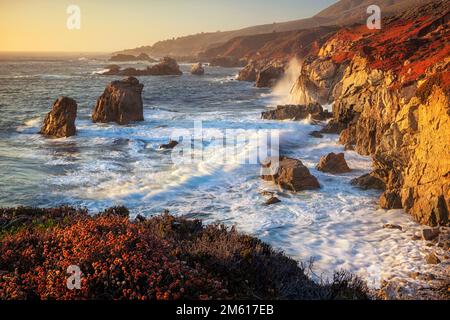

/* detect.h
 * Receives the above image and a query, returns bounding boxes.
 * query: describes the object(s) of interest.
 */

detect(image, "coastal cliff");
[289,0,450,226]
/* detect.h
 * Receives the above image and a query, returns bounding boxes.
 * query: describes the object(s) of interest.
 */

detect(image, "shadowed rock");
[255,63,284,88]
[265,197,281,205]
[159,140,179,150]
[40,97,77,138]
[262,156,320,192]
[92,77,144,125]
[262,103,332,121]
[316,153,351,174]
[351,173,385,190]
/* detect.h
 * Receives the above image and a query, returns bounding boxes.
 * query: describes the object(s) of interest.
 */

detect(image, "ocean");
[0,53,440,288]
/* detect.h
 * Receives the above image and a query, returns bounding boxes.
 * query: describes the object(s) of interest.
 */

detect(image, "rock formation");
[40,97,77,138]
[237,62,258,82]
[92,77,144,125]
[255,63,284,88]
[209,56,246,68]
[261,103,332,121]
[190,63,205,75]
[102,57,182,76]
[261,156,320,191]
[159,140,179,150]
[351,173,385,190]
[288,0,450,225]
[316,153,351,174]
[109,53,156,62]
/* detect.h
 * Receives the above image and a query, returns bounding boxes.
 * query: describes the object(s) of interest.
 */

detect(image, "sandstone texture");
[40,97,77,138]
[92,77,144,125]
[289,0,450,225]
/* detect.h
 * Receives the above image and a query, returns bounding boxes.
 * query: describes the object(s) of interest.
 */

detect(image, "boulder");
[422,228,440,241]
[351,173,385,190]
[92,77,144,125]
[309,131,324,138]
[316,153,351,174]
[40,97,77,138]
[191,63,205,75]
[148,57,182,75]
[261,156,320,192]
[265,197,281,205]
[425,252,441,265]
[159,140,179,150]
[255,64,284,88]
[237,63,258,82]
[261,103,332,121]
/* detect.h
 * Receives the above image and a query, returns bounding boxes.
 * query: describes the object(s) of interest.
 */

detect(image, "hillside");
[116,0,436,58]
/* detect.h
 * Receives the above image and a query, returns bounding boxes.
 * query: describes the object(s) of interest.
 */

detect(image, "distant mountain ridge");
[115,0,436,58]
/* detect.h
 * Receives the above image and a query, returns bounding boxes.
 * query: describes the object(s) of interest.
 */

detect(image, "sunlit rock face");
[40,97,77,138]
[288,0,450,225]
[92,77,144,125]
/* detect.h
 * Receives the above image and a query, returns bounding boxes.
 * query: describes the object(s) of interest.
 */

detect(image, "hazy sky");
[0,0,337,52]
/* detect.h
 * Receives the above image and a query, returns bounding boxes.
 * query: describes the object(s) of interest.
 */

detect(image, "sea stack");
[92,77,144,125]
[190,63,205,75]
[40,97,77,138]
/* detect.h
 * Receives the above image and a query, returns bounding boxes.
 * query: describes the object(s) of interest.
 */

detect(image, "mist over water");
[0,55,439,287]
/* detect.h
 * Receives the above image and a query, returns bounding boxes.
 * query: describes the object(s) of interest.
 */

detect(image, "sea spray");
[271,59,302,105]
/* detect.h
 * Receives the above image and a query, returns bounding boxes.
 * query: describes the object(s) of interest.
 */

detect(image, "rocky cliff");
[290,0,450,226]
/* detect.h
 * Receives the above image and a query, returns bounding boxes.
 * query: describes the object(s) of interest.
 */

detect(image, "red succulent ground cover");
[0,207,369,300]
[329,1,449,87]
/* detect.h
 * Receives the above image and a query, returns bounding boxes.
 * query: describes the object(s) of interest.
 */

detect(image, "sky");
[0,0,337,53]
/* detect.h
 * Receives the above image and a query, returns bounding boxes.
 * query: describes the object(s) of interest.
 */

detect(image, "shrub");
[0,207,370,300]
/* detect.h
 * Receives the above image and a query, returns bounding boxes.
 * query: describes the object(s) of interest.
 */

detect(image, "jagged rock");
[316,153,351,174]
[380,191,403,209]
[265,197,281,205]
[287,1,450,226]
[351,173,385,190]
[92,77,144,125]
[159,140,179,150]
[146,57,182,75]
[191,63,205,75]
[40,97,77,138]
[261,156,320,192]
[255,63,284,88]
[422,228,440,241]
[261,103,332,121]
[237,63,258,82]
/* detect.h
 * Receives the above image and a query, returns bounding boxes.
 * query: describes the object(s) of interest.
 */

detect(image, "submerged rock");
[316,153,351,174]
[422,228,440,241]
[351,173,385,190]
[261,156,320,192]
[159,140,179,150]
[190,63,205,75]
[40,97,77,138]
[261,103,332,121]
[265,197,281,205]
[425,252,441,265]
[92,77,144,125]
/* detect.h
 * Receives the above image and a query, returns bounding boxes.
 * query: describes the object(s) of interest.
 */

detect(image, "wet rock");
[309,131,324,138]
[147,57,182,75]
[319,119,347,134]
[159,140,179,150]
[351,173,385,190]
[265,197,281,205]
[425,252,441,265]
[380,191,403,210]
[190,63,205,75]
[40,97,77,138]
[261,156,320,192]
[383,224,403,231]
[237,62,258,82]
[92,77,144,125]
[255,63,284,88]
[316,152,351,174]
[261,103,332,121]
[422,228,440,241]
